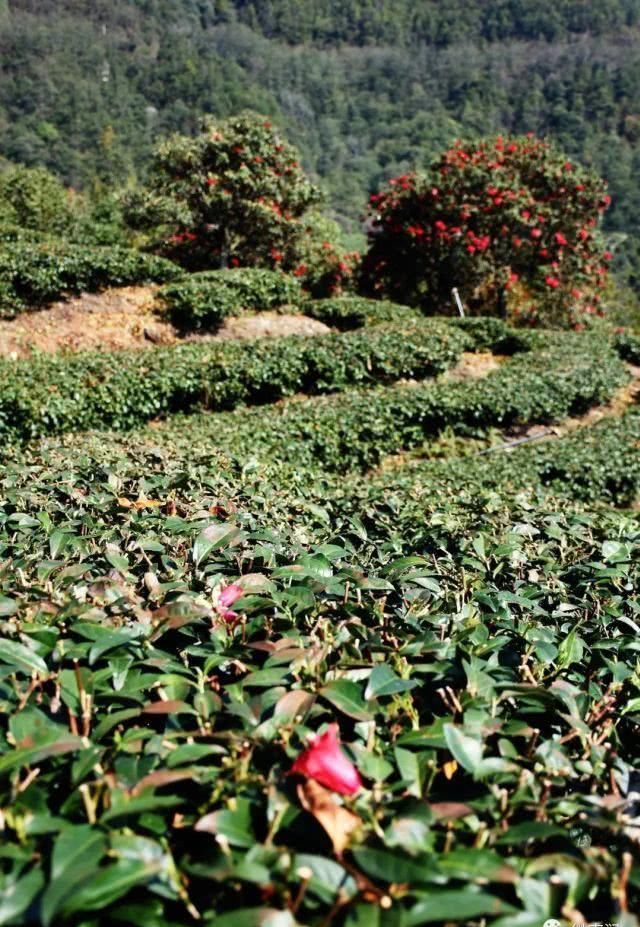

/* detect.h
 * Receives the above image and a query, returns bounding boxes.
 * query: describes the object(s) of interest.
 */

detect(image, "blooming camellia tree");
[125,112,358,295]
[125,112,322,271]
[361,135,612,326]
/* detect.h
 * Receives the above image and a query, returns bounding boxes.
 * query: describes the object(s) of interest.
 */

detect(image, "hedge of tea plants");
[0,243,183,318]
[302,296,422,330]
[0,320,470,442]
[353,406,640,509]
[139,332,629,474]
[158,269,303,331]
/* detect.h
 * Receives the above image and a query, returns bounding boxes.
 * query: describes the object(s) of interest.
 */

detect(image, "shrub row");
[153,332,628,473]
[361,407,640,509]
[0,243,182,318]
[302,295,422,330]
[0,319,469,442]
[614,329,640,365]
[158,267,302,330]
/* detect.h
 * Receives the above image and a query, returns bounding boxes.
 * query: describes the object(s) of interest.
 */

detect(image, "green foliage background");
[2,0,640,254]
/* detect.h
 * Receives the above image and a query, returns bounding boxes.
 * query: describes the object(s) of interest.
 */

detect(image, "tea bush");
[0,433,638,924]
[304,295,421,330]
[159,267,302,330]
[0,243,182,318]
[145,332,628,473]
[360,407,640,508]
[0,320,470,441]
[614,329,640,364]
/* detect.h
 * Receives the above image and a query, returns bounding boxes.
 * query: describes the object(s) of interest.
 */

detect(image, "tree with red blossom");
[360,135,612,326]
[124,112,322,273]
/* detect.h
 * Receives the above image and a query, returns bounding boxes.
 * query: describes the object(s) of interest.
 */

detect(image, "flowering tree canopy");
[361,135,612,326]
[124,112,323,272]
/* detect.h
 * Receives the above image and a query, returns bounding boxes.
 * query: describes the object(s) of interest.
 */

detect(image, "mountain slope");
[1,0,640,250]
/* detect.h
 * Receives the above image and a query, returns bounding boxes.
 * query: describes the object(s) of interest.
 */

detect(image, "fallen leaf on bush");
[142,699,189,714]
[429,801,474,821]
[297,779,361,856]
[131,768,197,796]
[443,759,458,780]
[118,497,162,509]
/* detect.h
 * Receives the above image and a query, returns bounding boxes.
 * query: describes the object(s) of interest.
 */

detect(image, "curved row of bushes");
[360,406,640,508]
[0,319,470,442]
[149,332,629,473]
[158,268,303,330]
[302,295,422,330]
[0,242,182,318]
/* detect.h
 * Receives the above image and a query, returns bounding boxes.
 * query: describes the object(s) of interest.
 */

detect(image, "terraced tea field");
[1,301,639,926]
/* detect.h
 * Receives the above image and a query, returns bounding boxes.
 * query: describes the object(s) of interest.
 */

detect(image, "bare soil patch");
[444,351,506,381]
[0,287,330,358]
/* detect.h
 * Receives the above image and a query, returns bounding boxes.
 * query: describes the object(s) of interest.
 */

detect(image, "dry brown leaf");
[297,779,361,856]
[141,699,189,714]
[443,759,458,780]
[118,497,162,510]
[131,768,197,796]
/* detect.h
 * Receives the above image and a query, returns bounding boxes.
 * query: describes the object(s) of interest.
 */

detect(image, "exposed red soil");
[0,287,330,359]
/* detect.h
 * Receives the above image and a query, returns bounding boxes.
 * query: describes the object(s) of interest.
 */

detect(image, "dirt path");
[0,287,330,358]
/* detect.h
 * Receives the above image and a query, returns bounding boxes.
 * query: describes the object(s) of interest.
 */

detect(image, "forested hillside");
[2,0,640,257]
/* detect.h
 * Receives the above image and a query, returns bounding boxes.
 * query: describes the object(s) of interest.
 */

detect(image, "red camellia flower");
[530,228,542,239]
[554,232,568,246]
[291,724,362,795]
[545,276,560,288]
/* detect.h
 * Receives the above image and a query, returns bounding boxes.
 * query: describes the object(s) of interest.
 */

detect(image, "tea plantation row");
[360,407,640,509]
[0,320,472,442]
[0,244,182,318]
[117,332,630,474]
[0,325,630,448]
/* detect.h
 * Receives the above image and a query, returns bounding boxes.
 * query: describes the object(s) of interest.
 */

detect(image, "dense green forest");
[1,0,640,273]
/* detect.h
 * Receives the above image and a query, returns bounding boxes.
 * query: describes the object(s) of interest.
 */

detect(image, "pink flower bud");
[218,584,244,608]
[291,723,362,796]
